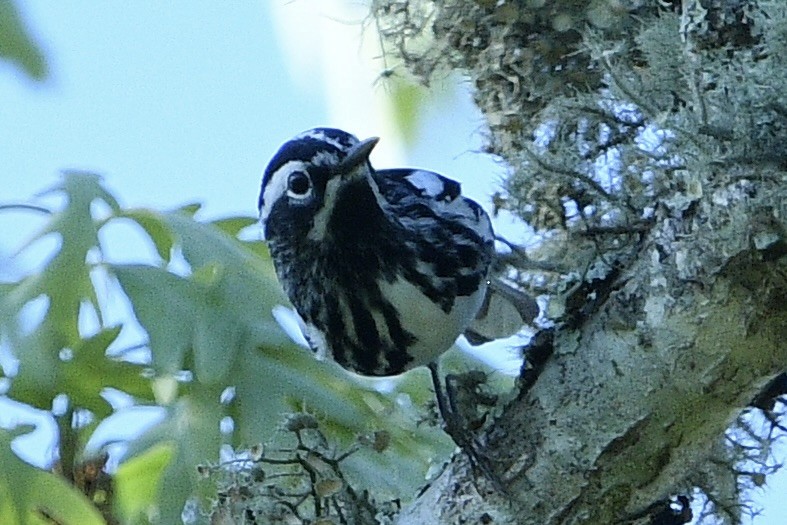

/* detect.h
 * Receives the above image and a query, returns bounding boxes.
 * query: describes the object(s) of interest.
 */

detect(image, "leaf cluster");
[0,174,448,524]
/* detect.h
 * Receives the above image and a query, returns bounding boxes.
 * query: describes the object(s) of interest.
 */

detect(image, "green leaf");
[210,216,258,238]
[118,209,176,262]
[0,282,15,379]
[110,265,200,376]
[11,326,152,418]
[114,442,174,525]
[0,0,47,81]
[0,427,105,525]
[31,173,118,340]
[63,327,155,414]
[176,202,202,216]
[112,212,288,384]
[4,173,123,409]
[229,343,450,496]
[119,386,224,524]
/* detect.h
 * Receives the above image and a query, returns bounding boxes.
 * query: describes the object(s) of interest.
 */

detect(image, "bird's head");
[258,128,379,240]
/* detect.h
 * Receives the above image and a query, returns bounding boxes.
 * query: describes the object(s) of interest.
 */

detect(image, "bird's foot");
[428,362,506,494]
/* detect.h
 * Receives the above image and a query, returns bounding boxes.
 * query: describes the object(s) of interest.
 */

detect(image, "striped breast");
[291,168,494,377]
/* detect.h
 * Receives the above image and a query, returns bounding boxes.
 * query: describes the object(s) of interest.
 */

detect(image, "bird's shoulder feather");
[374,168,494,243]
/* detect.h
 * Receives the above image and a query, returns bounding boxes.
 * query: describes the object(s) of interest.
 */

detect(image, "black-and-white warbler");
[259,127,502,482]
[259,128,495,377]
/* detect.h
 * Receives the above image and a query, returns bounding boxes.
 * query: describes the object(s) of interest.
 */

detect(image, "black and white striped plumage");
[259,128,494,377]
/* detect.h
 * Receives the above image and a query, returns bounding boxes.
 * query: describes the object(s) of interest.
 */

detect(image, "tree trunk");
[398,206,787,523]
[377,1,787,523]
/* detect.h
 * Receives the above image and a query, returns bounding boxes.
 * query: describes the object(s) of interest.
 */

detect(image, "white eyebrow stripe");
[259,160,308,223]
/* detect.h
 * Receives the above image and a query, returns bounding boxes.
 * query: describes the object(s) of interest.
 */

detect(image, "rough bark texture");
[376,1,787,523]
[396,193,787,524]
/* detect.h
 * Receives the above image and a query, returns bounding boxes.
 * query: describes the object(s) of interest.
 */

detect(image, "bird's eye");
[287,171,312,197]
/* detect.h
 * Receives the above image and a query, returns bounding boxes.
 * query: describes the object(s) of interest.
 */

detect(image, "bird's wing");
[374,168,495,244]
[464,278,540,344]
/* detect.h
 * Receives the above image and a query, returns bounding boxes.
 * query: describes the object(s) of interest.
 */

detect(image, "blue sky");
[0,2,506,222]
[0,2,784,523]
[1,2,322,217]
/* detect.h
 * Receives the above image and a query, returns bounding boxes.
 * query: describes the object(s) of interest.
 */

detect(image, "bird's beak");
[337,137,379,176]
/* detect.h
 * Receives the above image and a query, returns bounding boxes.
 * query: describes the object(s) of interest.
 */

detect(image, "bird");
[258,127,499,481]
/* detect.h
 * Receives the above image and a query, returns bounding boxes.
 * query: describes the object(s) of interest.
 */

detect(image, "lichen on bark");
[373,1,787,523]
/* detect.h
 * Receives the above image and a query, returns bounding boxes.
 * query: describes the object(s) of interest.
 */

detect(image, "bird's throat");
[310,177,388,245]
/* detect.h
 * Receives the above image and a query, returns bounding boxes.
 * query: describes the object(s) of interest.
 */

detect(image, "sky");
[0,2,784,523]
[0,1,508,222]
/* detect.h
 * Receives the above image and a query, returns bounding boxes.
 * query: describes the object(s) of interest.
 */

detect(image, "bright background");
[0,2,783,523]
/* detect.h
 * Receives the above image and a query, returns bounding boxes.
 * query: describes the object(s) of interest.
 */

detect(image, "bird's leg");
[427,361,505,492]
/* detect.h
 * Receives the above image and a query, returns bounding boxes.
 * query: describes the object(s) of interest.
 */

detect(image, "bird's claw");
[428,362,507,493]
